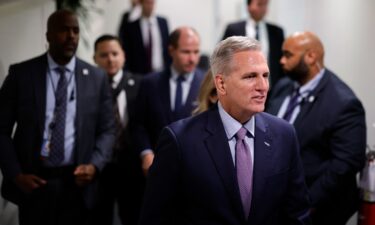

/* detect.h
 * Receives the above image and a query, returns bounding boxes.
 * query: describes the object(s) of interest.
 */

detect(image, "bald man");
[267,31,366,225]
[133,26,204,175]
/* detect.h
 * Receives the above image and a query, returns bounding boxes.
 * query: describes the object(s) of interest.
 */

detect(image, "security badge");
[40,117,56,158]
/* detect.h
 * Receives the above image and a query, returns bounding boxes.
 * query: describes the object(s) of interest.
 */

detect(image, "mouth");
[252,95,266,102]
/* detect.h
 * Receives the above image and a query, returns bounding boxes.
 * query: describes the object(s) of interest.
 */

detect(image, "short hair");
[210,36,261,76]
[47,9,76,32]
[247,0,252,5]
[94,34,122,51]
[168,27,199,48]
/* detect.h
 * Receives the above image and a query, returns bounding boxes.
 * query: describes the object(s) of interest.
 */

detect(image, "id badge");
[40,138,51,158]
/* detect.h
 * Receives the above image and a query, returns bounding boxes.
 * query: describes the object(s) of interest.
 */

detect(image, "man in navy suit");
[267,31,366,225]
[139,36,311,225]
[133,26,204,176]
[93,34,143,225]
[121,0,170,75]
[0,10,115,225]
[222,0,284,92]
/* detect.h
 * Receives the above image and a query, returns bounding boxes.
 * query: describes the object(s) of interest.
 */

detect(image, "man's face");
[248,0,269,22]
[141,0,155,17]
[94,40,125,77]
[47,13,79,62]
[169,32,200,74]
[217,50,269,122]
[280,38,309,82]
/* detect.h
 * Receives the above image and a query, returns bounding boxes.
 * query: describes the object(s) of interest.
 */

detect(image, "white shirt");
[140,15,164,72]
[169,67,195,111]
[245,18,269,61]
[277,69,325,124]
[218,102,255,167]
[44,54,76,165]
[110,70,128,127]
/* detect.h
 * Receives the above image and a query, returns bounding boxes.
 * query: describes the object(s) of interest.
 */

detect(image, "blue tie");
[255,23,259,40]
[174,75,185,117]
[235,127,253,219]
[49,67,67,165]
[282,89,301,122]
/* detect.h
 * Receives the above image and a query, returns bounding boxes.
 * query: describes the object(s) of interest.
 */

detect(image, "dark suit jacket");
[121,16,170,75]
[113,70,142,161]
[222,20,284,89]
[139,106,311,225]
[267,69,366,224]
[0,54,115,208]
[133,68,204,154]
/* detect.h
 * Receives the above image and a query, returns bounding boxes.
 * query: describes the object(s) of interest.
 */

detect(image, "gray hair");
[210,36,261,76]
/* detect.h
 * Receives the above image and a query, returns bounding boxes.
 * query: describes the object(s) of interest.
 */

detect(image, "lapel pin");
[128,78,135,86]
[82,68,89,76]
[264,142,270,147]
[308,95,315,103]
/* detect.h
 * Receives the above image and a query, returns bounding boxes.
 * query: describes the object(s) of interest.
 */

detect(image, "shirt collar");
[111,70,124,87]
[141,15,157,24]
[295,68,325,96]
[47,53,76,73]
[246,17,265,27]
[218,101,255,140]
[170,66,194,83]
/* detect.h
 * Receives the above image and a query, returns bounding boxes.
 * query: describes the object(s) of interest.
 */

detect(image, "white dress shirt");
[140,15,164,72]
[110,70,128,127]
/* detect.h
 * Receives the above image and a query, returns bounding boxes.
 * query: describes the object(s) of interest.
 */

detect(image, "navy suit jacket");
[0,54,115,208]
[121,16,170,75]
[139,106,311,225]
[133,68,204,154]
[267,69,366,223]
[222,20,284,89]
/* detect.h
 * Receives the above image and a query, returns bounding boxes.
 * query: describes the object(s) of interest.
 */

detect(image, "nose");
[256,76,269,92]
[280,56,286,65]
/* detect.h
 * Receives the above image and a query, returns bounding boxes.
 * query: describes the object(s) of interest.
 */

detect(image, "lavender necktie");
[49,67,67,165]
[235,127,253,219]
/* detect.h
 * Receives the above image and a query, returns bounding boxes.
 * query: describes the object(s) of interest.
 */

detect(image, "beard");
[284,58,309,82]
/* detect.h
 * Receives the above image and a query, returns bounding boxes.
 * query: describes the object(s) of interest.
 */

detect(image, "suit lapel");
[33,54,48,136]
[293,70,330,128]
[204,107,245,220]
[239,21,247,36]
[158,70,173,122]
[248,113,272,220]
[74,59,87,161]
[182,70,201,116]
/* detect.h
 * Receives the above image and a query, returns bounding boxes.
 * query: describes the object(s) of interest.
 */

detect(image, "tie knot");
[55,66,66,75]
[236,127,247,141]
[177,75,185,83]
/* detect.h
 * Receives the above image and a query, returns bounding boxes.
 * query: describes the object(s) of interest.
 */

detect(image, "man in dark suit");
[93,34,142,225]
[222,0,284,92]
[121,0,170,75]
[118,0,141,45]
[267,31,366,225]
[0,10,115,225]
[133,26,204,176]
[139,36,311,225]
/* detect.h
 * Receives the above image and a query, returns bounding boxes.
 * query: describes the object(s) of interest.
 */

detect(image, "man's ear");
[214,74,226,95]
[305,50,316,65]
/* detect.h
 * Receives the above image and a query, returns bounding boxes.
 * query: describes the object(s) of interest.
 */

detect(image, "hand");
[141,152,155,176]
[14,173,47,193]
[73,164,96,187]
